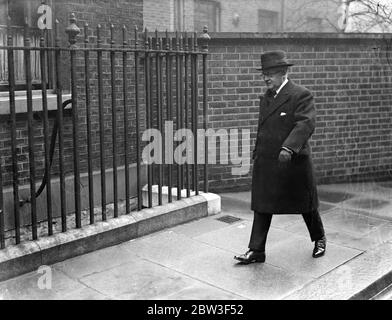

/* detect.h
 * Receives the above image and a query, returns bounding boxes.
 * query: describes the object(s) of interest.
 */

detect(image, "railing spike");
[24,17,30,43]
[194,31,198,50]
[159,37,163,51]
[110,24,115,46]
[134,25,138,49]
[123,25,127,46]
[55,19,60,46]
[97,24,102,45]
[40,28,45,47]
[165,29,170,51]
[179,33,183,51]
[84,23,89,44]
[155,29,159,49]
[184,31,188,51]
[144,27,149,48]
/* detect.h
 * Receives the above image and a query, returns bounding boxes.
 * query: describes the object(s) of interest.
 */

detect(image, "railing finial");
[55,19,60,47]
[6,16,12,46]
[84,22,89,44]
[200,25,210,53]
[134,25,138,49]
[66,12,80,47]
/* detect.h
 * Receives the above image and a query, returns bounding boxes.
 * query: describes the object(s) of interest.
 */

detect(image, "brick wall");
[205,33,392,192]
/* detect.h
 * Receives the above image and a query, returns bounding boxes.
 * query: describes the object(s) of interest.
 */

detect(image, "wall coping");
[206,32,392,41]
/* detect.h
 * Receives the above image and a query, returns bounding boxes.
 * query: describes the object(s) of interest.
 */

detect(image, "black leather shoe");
[234,250,266,264]
[313,236,326,258]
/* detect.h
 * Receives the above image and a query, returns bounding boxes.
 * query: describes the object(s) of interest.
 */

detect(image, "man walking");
[234,50,326,264]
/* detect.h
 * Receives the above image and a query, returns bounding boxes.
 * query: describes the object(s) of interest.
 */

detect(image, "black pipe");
[19,99,72,207]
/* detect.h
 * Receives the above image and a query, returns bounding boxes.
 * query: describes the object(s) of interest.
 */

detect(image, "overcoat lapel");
[260,80,294,126]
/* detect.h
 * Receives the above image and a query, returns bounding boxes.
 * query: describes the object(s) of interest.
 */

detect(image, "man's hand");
[278,149,292,168]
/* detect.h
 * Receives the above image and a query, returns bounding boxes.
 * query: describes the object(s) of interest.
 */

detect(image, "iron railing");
[0,14,210,249]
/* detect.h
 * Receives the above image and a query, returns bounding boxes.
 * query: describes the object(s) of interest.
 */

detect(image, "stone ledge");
[152,31,391,41]
[0,92,72,115]
[0,194,221,282]
[284,242,392,300]
[207,32,391,41]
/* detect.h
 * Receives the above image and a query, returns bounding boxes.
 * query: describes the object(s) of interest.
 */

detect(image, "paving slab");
[121,231,216,263]
[151,246,312,300]
[167,215,230,238]
[284,219,315,236]
[317,189,356,203]
[79,259,204,300]
[320,207,389,237]
[284,242,392,300]
[269,214,303,229]
[322,223,392,252]
[194,221,299,254]
[0,268,107,300]
[121,230,312,300]
[267,236,362,279]
[194,221,253,253]
[54,244,136,279]
[219,195,253,221]
[286,208,390,243]
[344,198,390,210]
[340,199,392,221]
[319,202,336,212]
[319,182,392,200]
[220,192,252,204]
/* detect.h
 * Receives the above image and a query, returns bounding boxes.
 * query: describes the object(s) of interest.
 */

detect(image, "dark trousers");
[248,210,325,252]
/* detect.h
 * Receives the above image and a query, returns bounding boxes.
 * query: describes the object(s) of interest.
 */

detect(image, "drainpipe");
[280,0,285,32]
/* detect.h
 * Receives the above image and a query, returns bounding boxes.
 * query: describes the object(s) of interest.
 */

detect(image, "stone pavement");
[0,181,392,300]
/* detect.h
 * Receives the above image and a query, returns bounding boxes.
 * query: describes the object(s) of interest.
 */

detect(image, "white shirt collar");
[274,78,289,98]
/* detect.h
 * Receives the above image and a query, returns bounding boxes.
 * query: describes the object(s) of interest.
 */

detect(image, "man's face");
[262,69,286,91]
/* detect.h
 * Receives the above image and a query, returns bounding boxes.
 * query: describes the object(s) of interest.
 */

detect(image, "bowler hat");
[256,50,294,71]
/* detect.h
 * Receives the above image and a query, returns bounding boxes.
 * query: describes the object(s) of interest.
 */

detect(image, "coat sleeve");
[253,96,264,159]
[282,90,316,154]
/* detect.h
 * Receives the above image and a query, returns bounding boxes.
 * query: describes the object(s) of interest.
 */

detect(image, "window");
[306,17,323,32]
[174,0,185,31]
[8,0,41,26]
[0,0,54,91]
[258,9,279,32]
[194,0,221,32]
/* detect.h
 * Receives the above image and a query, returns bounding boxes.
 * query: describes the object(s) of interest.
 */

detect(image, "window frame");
[258,9,279,33]
[0,0,55,92]
[194,0,221,32]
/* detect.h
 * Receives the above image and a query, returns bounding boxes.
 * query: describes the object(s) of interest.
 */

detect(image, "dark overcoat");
[251,80,319,214]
